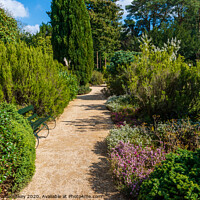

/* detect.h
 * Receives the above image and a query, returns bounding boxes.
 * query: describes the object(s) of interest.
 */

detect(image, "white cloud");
[117,0,133,19]
[24,24,40,35]
[0,0,29,18]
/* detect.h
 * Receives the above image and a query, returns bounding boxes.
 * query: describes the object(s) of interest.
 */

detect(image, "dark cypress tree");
[49,0,94,85]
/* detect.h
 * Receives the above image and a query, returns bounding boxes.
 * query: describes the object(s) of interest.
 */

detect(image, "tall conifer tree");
[49,0,94,85]
[86,0,123,68]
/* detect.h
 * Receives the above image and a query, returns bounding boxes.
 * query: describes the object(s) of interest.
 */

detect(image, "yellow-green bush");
[0,41,77,117]
[90,70,104,85]
[128,36,200,120]
[0,102,36,196]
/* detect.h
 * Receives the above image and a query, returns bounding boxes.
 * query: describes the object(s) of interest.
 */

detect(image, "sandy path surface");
[20,86,126,200]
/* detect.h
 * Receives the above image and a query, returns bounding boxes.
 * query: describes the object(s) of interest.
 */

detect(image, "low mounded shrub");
[78,85,91,95]
[107,124,152,151]
[110,141,165,198]
[0,103,36,197]
[106,95,140,126]
[138,148,200,200]
[90,70,104,85]
[106,95,135,112]
[150,118,200,152]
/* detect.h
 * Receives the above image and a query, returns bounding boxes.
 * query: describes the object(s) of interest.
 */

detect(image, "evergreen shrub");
[0,102,36,196]
[106,50,140,95]
[59,71,78,100]
[0,8,18,43]
[106,95,135,112]
[138,148,200,200]
[90,70,104,85]
[78,85,91,95]
[128,36,200,120]
[0,41,78,117]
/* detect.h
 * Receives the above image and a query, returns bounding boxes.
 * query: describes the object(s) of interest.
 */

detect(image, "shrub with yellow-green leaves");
[128,35,200,120]
[0,41,78,117]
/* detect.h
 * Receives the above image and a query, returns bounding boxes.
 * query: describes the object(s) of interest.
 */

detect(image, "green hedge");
[0,41,78,117]
[138,148,200,200]
[0,102,36,196]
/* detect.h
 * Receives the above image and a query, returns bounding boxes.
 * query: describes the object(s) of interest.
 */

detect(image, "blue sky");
[0,0,132,34]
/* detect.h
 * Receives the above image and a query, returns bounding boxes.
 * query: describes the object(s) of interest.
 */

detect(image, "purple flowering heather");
[110,141,165,198]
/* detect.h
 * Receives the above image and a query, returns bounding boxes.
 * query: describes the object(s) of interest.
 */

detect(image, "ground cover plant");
[107,123,152,151]
[0,103,36,197]
[110,141,165,198]
[138,148,200,200]
[106,95,140,126]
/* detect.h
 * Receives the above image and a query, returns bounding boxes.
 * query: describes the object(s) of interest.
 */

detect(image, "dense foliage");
[78,85,91,95]
[0,8,18,43]
[106,124,152,151]
[106,50,140,95]
[106,94,200,198]
[90,70,104,85]
[124,0,200,62]
[128,35,200,120]
[86,0,123,68]
[0,41,78,117]
[49,0,94,85]
[110,141,165,198]
[138,148,200,200]
[0,103,36,196]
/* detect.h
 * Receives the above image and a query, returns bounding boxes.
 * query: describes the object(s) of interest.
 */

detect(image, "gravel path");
[20,86,126,200]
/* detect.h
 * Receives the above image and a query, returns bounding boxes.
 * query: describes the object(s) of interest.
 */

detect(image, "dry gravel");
[20,86,126,200]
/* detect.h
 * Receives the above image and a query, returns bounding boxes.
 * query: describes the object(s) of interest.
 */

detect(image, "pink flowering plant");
[110,141,165,198]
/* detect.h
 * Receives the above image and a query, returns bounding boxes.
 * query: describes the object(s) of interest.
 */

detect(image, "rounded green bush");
[78,85,91,95]
[138,148,200,200]
[90,70,104,86]
[0,102,36,196]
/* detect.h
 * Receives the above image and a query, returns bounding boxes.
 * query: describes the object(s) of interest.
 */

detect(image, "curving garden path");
[20,86,126,200]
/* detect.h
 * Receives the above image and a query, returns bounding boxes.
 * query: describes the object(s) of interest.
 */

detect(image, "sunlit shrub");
[0,41,77,117]
[128,35,200,120]
[0,103,36,197]
[78,84,91,95]
[107,124,152,151]
[138,148,200,200]
[110,141,165,198]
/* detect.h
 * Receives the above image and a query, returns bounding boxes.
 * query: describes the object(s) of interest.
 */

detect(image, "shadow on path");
[88,141,127,200]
